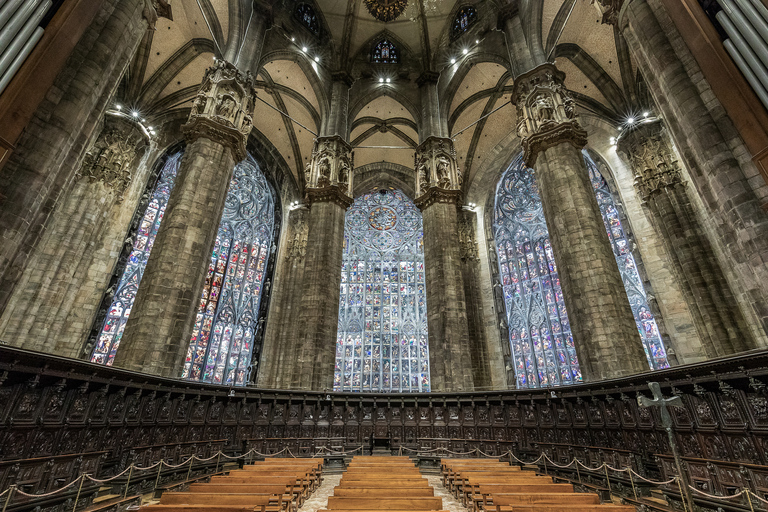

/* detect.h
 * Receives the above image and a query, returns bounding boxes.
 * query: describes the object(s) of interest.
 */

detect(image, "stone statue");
[436,155,451,187]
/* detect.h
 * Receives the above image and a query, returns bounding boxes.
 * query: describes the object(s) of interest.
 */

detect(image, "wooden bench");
[333,488,435,497]
[337,480,430,488]
[325,497,443,510]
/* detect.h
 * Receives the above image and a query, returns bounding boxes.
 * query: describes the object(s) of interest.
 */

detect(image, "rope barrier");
[688,485,747,500]
[627,470,676,486]
[85,465,134,483]
[13,475,84,498]
[750,490,768,505]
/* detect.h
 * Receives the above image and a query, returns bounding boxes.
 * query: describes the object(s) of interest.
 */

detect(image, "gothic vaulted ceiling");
[120,0,642,194]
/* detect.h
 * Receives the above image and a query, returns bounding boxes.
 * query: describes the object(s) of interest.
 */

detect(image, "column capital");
[304,135,354,207]
[589,0,624,26]
[511,62,588,167]
[414,136,463,209]
[142,0,173,30]
[330,71,355,88]
[416,71,441,87]
[182,60,258,161]
[616,118,684,201]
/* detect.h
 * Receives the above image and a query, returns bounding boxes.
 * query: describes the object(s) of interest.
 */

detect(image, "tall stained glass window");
[372,39,399,64]
[583,151,669,370]
[493,156,580,389]
[493,154,669,389]
[182,156,275,386]
[91,152,182,365]
[335,188,430,393]
[451,6,477,40]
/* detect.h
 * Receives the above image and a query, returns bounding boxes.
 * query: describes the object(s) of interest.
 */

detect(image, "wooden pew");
[325,497,443,510]
[333,488,435,497]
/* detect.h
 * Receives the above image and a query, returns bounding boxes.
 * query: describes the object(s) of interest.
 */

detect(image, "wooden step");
[160,494,279,506]
[142,506,258,512]
[498,506,634,512]
[337,480,430,488]
[489,493,600,505]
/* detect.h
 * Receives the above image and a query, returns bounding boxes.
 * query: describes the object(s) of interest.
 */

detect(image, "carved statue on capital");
[142,0,173,30]
[183,59,257,161]
[304,136,354,207]
[511,62,588,167]
[414,137,463,209]
[616,119,684,202]
[590,0,624,25]
[78,116,149,202]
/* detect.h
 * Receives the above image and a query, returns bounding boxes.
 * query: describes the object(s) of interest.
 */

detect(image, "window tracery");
[335,188,430,392]
[295,3,319,35]
[182,156,275,386]
[451,6,477,40]
[372,39,399,64]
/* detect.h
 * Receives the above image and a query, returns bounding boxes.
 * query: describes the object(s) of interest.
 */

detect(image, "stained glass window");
[583,151,669,370]
[451,6,477,40]
[335,188,430,393]
[372,39,399,64]
[295,3,319,35]
[493,156,580,389]
[182,156,275,386]
[91,152,183,365]
[493,154,669,389]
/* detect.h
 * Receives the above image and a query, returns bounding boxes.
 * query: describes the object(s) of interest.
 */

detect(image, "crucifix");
[637,382,694,512]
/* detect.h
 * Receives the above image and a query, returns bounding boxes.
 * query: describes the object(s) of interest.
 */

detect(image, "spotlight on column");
[627,117,635,124]
[379,77,384,83]
[475,39,480,44]
[291,36,295,42]
[385,78,391,83]
[462,48,469,55]
[450,58,456,64]
[115,105,122,111]
[643,111,650,118]
[302,46,308,52]
[610,137,616,145]
[314,56,320,62]
[132,111,140,118]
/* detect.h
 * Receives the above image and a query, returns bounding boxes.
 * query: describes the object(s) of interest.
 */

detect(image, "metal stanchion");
[73,475,86,512]
[186,457,194,481]
[628,468,638,501]
[575,460,582,483]
[215,452,221,474]
[2,486,16,512]
[123,466,133,499]
[746,488,756,512]
[154,461,164,492]
[604,465,611,495]
[676,477,689,512]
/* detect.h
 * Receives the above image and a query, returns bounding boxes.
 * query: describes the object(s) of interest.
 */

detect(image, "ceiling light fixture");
[363,0,408,22]
[462,48,469,55]
[643,111,650,118]
[302,46,308,52]
[386,78,391,83]
[314,55,320,62]
[115,105,122,111]
[132,111,140,118]
[450,58,456,64]
[627,117,635,124]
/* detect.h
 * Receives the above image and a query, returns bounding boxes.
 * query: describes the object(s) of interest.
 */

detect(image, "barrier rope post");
[215,452,221,474]
[746,488,756,512]
[676,477,689,512]
[154,460,164,492]
[123,466,134,499]
[186,457,194,482]
[603,465,611,496]
[628,468,638,502]
[73,475,87,512]
[575,459,581,483]
[2,485,15,512]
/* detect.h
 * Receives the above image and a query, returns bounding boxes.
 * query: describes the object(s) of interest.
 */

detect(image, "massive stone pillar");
[512,63,648,380]
[115,61,257,376]
[617,120,754,355]
[0,0,165,315]
[414,135,475,391]
[291,136,354,390]
[0,115,151,356]
[617,0,768,342]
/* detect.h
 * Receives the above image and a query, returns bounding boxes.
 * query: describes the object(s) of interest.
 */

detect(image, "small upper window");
[295,3,319,35]
[372,39,399,64]
[451,6,477,40]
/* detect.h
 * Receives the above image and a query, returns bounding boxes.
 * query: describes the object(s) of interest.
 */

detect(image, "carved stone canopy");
[78,115,149,201]
[590,0,624,26]
[414,136,462,201]
[511,62,587,167]
[182,59,258,161]
[304,135,354,207]
[615,118,684,201]
[143,0,173,30]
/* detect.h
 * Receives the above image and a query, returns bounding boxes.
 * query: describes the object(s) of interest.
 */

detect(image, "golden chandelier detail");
[363,0,408,22]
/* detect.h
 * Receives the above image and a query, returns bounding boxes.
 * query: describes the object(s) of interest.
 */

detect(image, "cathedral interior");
[1,0,768,511]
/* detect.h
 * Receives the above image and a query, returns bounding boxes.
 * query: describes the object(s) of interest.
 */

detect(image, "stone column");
[512,63,648,380]
[618,0,768,341]
[0,0,167,315]
[114,61,257,376]
[617,120,754,355]
[414,136,475,391]
[0,115,150,355]
[291,136,354,390]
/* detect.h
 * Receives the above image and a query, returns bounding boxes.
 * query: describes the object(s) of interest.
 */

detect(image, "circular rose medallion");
[369,206,397,231]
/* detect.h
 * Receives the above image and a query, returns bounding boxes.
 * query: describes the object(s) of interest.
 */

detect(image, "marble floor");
[295,471,469,512]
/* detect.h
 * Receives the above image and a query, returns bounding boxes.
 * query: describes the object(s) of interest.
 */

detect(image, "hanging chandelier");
[363,0,408,22]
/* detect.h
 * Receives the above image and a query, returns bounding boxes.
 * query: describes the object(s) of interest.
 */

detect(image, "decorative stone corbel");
[590,0,624,25]
[413,136,463,210]
[183,59,258,161]
[143,0,173,30]
[511,62,588,167]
